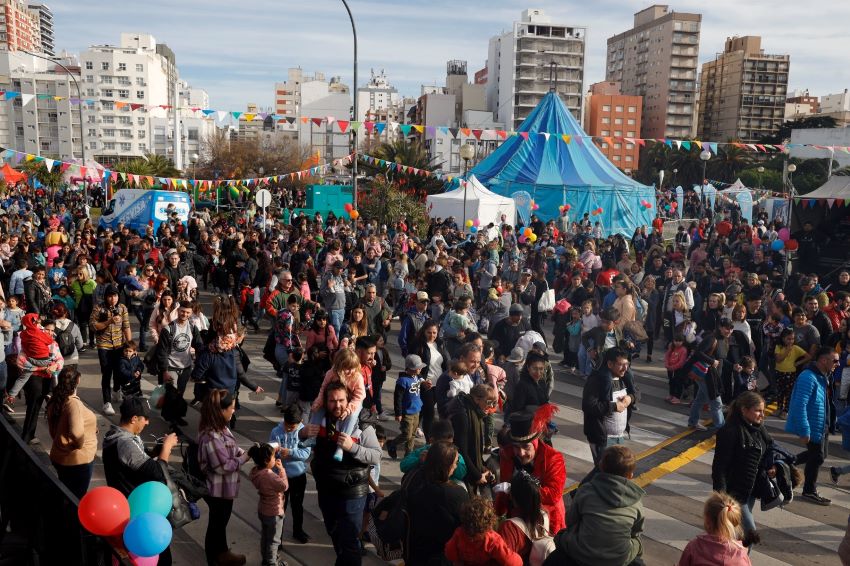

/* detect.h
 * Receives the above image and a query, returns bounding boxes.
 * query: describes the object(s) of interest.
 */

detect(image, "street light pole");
[784,163,797,285]
[699,149,711,218]
[22,49,88,207]
[460,143,475,233]
[340,0,358,208]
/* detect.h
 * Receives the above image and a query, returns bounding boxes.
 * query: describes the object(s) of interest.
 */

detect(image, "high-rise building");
[356,68,400,123]
[585,81,642,174]
[486,9,586,130]
[697,36,789,143]
[79,33,176,161]
[273,68,349,118]
[0,0,42,53]
[606,5,701,139]
[26,3,52,55]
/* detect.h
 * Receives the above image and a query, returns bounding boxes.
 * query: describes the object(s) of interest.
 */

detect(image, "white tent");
[426,175,516,227]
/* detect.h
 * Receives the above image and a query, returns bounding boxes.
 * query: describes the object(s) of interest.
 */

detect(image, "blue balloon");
[128,481,172,518]
[123,512,172,558]
[771,239,784,251]
[470,226,478,233]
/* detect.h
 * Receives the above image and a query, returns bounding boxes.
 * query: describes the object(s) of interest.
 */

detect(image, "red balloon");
[564,204,571,211]
[716,221,732,237]
[785,239,799,251]
[343,203,353,212]
[752,237,762,246]
[78,486,130,537]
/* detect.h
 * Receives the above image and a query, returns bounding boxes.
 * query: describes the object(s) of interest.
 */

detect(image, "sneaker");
[78,346,88,353]
[190,399,202,409]
[103,402,115,416]
[689,423,707,431]
[293,531,311,544]
[831,466,841,485]
[2,400,14,414]
[387,441,398,460]
[646,355,652,363]
[111,390,122,403]
[669,397,682,405]
[415,428,424,438]
[801,491,831,506]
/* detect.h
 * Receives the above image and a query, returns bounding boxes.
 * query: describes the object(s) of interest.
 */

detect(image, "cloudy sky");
[50,0,850,112]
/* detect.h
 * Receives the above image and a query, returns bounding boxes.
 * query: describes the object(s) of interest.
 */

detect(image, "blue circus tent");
[470,92,656,237]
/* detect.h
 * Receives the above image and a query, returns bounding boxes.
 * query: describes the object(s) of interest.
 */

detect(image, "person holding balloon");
[102,396,178,565]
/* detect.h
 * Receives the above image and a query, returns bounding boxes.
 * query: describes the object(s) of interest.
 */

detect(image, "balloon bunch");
[771,227,798,251]
[465,219,482,233]
[518,227,537,244]
[343,203,359,219]
[639,200,653,209]
[78,484,173,565]
[530,199,540,211]
[590,207,604,216]
[558,204,571,214]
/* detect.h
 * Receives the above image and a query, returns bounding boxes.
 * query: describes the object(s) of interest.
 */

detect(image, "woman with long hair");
[408,319,449,437]
[71,265,96,348]
[498,471,551,561]
[46,368,97,498]
[711,391,772,548]
[148,289,178,346]
[339,305,368,350]
[198,389,250,565]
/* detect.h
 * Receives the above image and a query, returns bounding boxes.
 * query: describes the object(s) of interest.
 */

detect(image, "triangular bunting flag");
[20,94,34,106]
[337,120,349,133]
[300,116,309,124]
[519,132,529,141]
[426,126,436,137]
[311,118,323,127]
[244,114,255,122]
[364,121,375,132]
[43,158,54,171]
[400,124,412,136]
[375,123,386,134]
[472,129,483,140]
[561,135,571,144]
[230,112,242,120]
[460,128,471,137]
[497,130,507,139]
[448,128,459,138]
[828,199,836,207]
[681,141,691,151]
[413,125,424,134]
[350,121,361,131]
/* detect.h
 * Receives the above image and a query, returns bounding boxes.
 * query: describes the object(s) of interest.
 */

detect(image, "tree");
[358,175,428,237]
[706,145,752,183]
[738,168,783,192]
[195,131,307,182]
[17,160,63,190]
[358,138,443,197]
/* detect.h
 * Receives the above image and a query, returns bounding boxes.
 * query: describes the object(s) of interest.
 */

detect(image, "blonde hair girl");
[309,348,366,461]
[678,492,750,565]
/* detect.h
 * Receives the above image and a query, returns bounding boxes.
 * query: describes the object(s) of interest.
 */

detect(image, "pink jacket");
[677,534,751,566]
[664,345,689,371]
[311,368,366,417]
[249,466,288,517]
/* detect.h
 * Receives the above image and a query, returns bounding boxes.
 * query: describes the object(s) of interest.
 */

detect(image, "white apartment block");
[0,50,81,159]
[485,9,586,130]
[79,33,175,161]
[356,68,400,123]
[25,3,51,55]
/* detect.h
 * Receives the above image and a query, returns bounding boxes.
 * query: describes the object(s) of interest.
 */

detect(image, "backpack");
[370,487,410,561]
[507,513,555,566]
[178,433,209,502]
[56,321,76,357]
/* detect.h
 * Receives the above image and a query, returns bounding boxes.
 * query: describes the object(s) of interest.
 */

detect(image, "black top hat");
[507,411,540,443]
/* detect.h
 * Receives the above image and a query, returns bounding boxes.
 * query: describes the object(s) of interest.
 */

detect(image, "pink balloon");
[473,219,480,227]
[518,235,527,243]
[778,228,790,242]
[130,553,159,566]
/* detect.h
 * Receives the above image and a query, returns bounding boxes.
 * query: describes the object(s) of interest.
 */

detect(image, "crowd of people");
[1,180,850,566]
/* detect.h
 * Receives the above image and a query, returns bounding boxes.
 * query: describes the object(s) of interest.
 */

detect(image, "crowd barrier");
[661,218,698,242]
[0,416,130,566]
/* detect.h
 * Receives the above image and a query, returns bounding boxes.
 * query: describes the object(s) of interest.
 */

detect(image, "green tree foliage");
[17,159,63,189]
[359,138,443,197]
[759,115,838,144]
[358,175,428,238]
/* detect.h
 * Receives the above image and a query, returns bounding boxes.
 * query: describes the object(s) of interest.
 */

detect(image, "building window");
[119,129,132,138]
[188,128,199,141]
[602,105,610,112]
[137,130,145,139]
[119,115,132,125]
[628,106,636,112]
[102,101,113,110]
[601,130,609,136]
[601,142,609,148]
[102,89,113,98]
[136,91,144,99]
[627,119,635,125]
[87,128,96,137]
[85,75,93,83]
[614,118,623,124]
[103,142,115,150]
[136,64,144,72]
[136,77,144,86]
[614,131,622,137]
[615,105,623,112]
[85,61,93,69]
[117,77,130,86]
[613,155,621,161]
[625,155,633,162]
[87,115,96,123]
[101,62,109,71]
[118,90,129,99]
[103,128,115,136]
[601,117,610,124]
[139,143,147,152]
[86,88,95,96]
[627,131,636,137]
[102,76,112,84]
[626,143,635,150]
[120,142,132,152]
[102,116,114,124]
[137,117,145,125]
[118,62,126,71]
[614,143,622,149]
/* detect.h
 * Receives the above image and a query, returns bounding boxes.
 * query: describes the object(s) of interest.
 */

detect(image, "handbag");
[687,360,710,382]
[537,289,556,312]
[157,460,197,529]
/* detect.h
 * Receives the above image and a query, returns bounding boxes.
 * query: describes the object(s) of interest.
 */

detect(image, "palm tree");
[706,145,752,183]
[360,139,443,197]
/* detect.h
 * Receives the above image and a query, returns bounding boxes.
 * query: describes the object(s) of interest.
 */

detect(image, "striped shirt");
[89,303,130,350]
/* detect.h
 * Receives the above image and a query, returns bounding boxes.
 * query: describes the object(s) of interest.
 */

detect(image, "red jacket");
[21,313,52,359]
[444,528,522,566]
[823,303,847,336]
[495,440,567,533]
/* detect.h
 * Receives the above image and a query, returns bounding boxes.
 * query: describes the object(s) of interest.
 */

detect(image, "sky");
[49,0,850,113]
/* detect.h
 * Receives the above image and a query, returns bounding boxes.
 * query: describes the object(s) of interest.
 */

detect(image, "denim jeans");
[330,309,345,337]
[259,513,283,566]
[739,495,756,536]
[687,380,724,429]
[0,359,7,392]
[317,491,366,566]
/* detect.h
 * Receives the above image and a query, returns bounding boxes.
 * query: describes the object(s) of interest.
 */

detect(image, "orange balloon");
[350,210,360,219]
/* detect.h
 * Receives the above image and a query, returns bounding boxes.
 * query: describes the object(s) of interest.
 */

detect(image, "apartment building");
[585,81,642,173]
[25,3,51,55]
[697,36,789,143]
[0,0,41,53]
[486,9,586,129]
[606,5,701,139]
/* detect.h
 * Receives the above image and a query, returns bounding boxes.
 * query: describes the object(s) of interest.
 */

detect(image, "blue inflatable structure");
[471,92,656,237]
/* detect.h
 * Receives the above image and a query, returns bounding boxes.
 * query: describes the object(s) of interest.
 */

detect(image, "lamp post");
[22,49,88,207]
[757,166,764,190]
[699,149,711,218]
[191,153,199,181]
[460,143,475,231]
[784,162,797,285]
[672,168,678,187]
[340,0,358,208]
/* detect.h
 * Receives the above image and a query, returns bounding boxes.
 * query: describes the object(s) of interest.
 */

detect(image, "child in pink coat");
[310,348,365,461]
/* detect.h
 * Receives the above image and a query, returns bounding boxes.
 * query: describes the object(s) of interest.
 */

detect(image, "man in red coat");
[494,408,567,533]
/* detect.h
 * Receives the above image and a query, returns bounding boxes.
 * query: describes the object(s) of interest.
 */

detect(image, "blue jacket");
[393,374,423,416]
[268,421,312,478]
[398,307,428,357]
[191,347,239,393]
[785,365,828,443]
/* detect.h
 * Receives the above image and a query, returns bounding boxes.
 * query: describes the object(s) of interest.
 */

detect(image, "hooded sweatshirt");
[249,466,288,517]
[101,424,165,496]
[21,313,53,359]
[559,472,645,566]
[677,534,751,566]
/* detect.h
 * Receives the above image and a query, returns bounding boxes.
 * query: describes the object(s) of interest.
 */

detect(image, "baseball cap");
[166,248,179,257]
[405,354,427,371]
[532,341,547,352]
[507,347,526,363]
[509,303,524,315]
[119,396,150,421]
[104,284,119,297]
[416,291,429,302]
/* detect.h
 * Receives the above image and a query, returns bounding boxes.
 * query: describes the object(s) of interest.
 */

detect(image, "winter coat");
[558,472,645,566]
[712,419,772,504]
[448,393,486,483]
[677,534,751,566]
[785,365,830,444]
[582,366,638,445]
[268,421,312,478]
[444,528,522,566]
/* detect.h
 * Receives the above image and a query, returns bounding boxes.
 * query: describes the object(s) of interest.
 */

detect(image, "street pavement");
[6,308,849,566]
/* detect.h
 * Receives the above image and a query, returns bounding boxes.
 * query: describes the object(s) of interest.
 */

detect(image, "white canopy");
[426,175,516,227]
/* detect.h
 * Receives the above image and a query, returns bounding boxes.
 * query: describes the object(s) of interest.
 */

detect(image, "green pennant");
[350,121,361,131]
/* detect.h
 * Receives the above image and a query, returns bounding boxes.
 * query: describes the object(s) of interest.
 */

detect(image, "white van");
[99,190,191,233]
